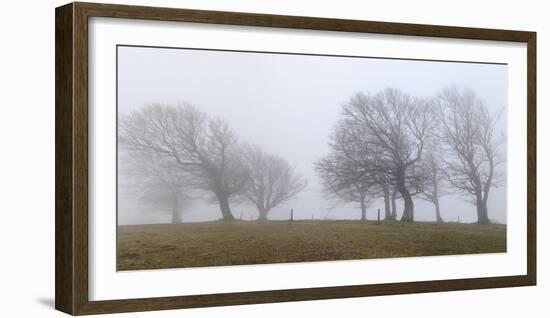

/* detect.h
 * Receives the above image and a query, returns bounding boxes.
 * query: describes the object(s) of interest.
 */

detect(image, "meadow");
[117,220,506,271]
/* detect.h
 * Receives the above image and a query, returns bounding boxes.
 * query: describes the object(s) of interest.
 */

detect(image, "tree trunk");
[171,196,181,224]
[397,184,414,222]
[434,198,443,223]
[383,186,391,221]
[360,199,367,221]
[391,189,397,220]
[476,196,490,225]
[431,173,443,223]
[216,192,235,221]
[257,207,269,221]
[396,169,414,222]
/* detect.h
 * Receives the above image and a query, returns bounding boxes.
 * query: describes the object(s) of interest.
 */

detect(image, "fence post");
[377,208,380,224]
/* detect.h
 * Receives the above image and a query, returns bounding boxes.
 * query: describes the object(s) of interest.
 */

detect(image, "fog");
[117,45,507,225]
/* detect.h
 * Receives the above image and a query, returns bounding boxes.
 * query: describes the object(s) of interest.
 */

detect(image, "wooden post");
[377,208,380,224]
[290,208,294,222]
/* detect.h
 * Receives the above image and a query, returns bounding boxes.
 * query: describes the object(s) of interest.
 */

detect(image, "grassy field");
[117,220,506,271]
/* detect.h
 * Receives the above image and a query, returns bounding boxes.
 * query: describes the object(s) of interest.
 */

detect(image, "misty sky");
[117,45,508,225]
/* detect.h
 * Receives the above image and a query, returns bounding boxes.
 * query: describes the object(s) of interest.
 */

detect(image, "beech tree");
[241,145,307,221]
[340,88,437,222]
[436,87,504,225]
[118,103,249,221]
[316,165,374,221]
[418,145,448,223]
[121,152,191,223]
[315,119,381,221]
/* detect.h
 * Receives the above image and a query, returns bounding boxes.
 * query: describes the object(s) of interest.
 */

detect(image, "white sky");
[117,45,508,225]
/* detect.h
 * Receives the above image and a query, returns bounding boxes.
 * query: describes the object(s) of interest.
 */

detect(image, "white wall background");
[0,0,546,317]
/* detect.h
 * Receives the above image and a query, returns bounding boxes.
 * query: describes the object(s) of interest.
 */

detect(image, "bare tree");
[341,184,373,221]
[241,145,307,221]
[315,118,382,221]
[340,88,437,222]
[317,167,373,221]
[315,101,410,222]
[120,152,191,223]
[118,104,249,221]
[436,87,504,225]
[418,144,448,223]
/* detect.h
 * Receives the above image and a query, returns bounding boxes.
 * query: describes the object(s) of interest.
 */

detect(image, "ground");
[117,220,506,271]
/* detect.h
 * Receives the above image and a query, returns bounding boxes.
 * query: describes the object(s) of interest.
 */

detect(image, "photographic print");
[55,3,535,314]
[116,45,508,271]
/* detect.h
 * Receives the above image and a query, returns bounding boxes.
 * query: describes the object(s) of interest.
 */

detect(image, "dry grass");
[117,220,506,271]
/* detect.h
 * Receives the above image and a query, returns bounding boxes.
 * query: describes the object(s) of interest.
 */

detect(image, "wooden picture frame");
[55,2,536,315]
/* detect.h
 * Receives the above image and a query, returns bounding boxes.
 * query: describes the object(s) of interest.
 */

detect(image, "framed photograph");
[55,2,536,315]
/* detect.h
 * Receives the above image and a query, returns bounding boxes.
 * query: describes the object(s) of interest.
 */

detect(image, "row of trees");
[119,104,307,223]
[315,86,504,225]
